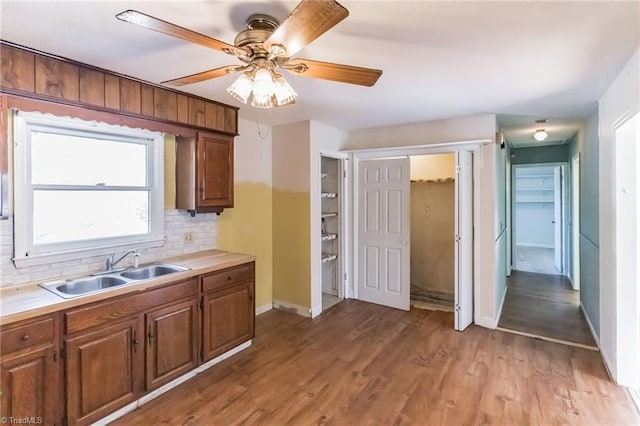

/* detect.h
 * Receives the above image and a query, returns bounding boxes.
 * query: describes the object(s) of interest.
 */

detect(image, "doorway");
[354,149,475,331]
[512,164,565,275]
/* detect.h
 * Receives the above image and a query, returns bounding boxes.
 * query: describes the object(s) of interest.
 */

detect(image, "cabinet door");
[145,299,199,390]
[66,318,143,426]
[196,132,234,208]
[0,345,59,425]
[202,282,254,362]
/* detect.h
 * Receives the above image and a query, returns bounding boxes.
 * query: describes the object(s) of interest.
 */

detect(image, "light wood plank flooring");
[499,271,596,347]
[114,300,636,425]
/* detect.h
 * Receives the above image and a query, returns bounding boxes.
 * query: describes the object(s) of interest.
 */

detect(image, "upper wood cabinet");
[0,314,61,426]
[176,132,234,215]
[0,42,238,135]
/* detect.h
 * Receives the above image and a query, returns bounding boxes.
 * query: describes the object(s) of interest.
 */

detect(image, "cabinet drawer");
[65,279,198,335]
[1,316,55,354]
[202,263,253,293]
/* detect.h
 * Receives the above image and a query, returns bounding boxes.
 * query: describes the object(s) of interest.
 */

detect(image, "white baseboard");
[255,302,273,316]
[580,302,600,349]
[310,304,323,318]
[475,316,498,329]
[495,285,507,326]
[93,340,252,426]
[273,299,311,317]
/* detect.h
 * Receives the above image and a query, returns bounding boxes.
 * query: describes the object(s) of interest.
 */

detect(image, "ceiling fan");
[116,0,382,108]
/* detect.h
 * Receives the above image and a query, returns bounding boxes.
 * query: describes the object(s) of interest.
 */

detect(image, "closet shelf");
[321,233,338,241]
[410,177,455,183]
[321,212,338,218]
[321,192,337,198]
[321,253,338,263]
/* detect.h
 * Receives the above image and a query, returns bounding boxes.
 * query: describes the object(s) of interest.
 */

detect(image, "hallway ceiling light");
[533,119,548,141]
[534,129,548,141]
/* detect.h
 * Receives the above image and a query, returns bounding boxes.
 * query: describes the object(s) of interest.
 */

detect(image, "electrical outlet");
[183,232,195,244]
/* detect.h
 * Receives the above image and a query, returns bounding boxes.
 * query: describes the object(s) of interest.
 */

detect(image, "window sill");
[12,238,165,269]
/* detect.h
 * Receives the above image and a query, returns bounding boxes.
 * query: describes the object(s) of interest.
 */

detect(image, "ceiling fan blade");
[264,0,348,58]
[116,10,246,57]
[285,59,382,87]
[161,65,240,86]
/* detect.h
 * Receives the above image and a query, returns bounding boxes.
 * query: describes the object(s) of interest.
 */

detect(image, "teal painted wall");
[569,109,600,335]
[510,145,569,165]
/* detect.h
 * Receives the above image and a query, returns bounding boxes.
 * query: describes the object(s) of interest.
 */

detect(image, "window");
[13,111,164,267]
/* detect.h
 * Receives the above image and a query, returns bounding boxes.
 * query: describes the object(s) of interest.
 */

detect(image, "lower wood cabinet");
[65,317,143,425]
[0,315,60,426]
[202,265,255,362]
[145,299,199,390]
[1,260,255,426]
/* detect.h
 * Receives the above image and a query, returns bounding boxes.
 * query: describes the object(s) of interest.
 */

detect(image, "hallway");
[498,271,596,348]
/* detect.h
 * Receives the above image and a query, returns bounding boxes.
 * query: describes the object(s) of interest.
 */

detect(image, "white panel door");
[357,158,410,311]
[455,150,473,331]
[554,166,562,272]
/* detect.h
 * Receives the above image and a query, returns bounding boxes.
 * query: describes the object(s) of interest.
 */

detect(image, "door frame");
[347,141,485,326]
[510,162,569,275]
[311,151,349,317]
[571,153,580,290]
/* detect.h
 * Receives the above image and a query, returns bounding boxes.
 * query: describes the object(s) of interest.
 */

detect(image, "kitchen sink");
[39,263,190,299]
[120,264,189,280]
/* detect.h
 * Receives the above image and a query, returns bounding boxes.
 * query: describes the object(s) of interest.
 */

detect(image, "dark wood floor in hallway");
[114,300,636,425]
[498,271,597,347]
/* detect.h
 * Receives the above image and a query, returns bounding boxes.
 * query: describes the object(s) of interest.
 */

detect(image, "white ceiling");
[1,1,638,141]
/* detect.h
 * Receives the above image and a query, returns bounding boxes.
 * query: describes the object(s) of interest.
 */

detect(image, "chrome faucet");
[105,249,140,272]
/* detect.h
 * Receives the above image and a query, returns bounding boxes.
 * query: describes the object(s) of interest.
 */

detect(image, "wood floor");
[114,300,637,425]
[498,271,597,347]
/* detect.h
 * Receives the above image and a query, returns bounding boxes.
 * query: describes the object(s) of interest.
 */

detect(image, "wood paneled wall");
[0,42,238,136]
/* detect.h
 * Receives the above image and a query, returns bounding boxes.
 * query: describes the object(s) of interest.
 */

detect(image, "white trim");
[342,139,493,155]
[349,142,485,329]
[495,284,508,325]
[311,304,323,318]
[580,302,601,349]
[629,389,640,415]
[255,302,273,316]
[273,299,311,317]
[12,111,165,267]
[476,316,498,329]
[93,340,252,426]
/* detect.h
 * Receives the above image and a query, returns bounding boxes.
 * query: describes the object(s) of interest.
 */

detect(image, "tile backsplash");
[0,210,217,288]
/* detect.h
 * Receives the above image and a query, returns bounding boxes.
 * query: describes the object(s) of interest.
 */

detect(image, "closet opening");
[321,155,345,311]
[409,154,456,312]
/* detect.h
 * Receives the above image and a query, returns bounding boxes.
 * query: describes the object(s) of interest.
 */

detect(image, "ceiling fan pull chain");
[255,108,271,140]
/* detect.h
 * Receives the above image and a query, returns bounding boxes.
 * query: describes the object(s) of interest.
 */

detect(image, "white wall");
[345,114,501,328]
[599,47,639,385]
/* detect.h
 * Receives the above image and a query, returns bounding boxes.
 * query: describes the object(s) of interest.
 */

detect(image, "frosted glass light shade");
[533,129,548,141]
[226,73,253,104]
[273,73,297,106]
[251,68,275,108]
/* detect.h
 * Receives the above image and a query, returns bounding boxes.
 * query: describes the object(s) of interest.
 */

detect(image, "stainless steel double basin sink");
[39,263,190,299]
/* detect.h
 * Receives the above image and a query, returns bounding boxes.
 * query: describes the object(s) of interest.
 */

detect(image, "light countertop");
[0,250,255,326]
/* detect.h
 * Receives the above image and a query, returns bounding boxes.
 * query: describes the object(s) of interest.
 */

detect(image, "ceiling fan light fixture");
[533,129,548,141]
[250,67,276,108]
[226,72,253,104]
[272,73,297,106]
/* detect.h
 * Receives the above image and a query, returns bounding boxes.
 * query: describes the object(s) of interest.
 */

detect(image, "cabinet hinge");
[62,416,68,426]
[455,235,461,242]
[456,165,461,174]
[344,273,347,282]
[455,304,461,312]
[343,170,347,178]
[200,298,204,311]
[53,350,57,362]
[60,346,66,360]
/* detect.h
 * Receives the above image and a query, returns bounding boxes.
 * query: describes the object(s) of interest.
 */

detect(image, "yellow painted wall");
[217,183,273,308]
[410,153,455,181]
[272,189,311,307]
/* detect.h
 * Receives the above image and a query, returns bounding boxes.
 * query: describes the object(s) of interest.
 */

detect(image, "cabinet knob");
[227,276,232,281]
[21,334,30,341]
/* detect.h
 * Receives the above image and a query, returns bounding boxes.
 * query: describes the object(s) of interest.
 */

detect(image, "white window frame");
[13,111,165,268]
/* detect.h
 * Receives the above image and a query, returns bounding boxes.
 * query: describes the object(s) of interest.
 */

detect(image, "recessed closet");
[409,154,456,310]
